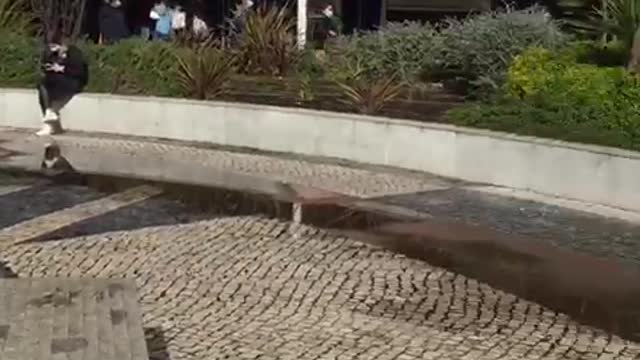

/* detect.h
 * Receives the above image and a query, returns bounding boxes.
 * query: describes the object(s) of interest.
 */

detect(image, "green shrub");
[81,39,181,96]
[0,33,39,88]
[448,99,640,150]
[326,21,439,83]
[505,47,562,98]
[567,40,629,66]
[326,6,569,95]
[0,34,197,97]
[431,6,569,93]
[450,47,640,151]
[506,47,635,106]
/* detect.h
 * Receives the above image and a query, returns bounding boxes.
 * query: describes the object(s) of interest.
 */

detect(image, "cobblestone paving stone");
[4,130,451,198]
[0,181,639,360]
[379,189,640,269]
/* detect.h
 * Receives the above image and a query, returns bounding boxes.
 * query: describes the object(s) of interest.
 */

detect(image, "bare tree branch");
[30,0,87,41]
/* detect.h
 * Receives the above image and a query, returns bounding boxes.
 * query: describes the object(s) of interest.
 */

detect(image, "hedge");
[448,47,640,151]
[328,5,569,92]
[0,34,184,96]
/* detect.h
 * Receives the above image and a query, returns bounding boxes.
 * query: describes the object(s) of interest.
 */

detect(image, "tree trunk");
[629,26,640,73]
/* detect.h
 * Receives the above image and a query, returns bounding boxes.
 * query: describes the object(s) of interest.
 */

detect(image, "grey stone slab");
[0,278,148,360]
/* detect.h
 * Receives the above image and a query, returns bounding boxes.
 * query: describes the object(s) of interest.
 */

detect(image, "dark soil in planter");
[222,78,465,123]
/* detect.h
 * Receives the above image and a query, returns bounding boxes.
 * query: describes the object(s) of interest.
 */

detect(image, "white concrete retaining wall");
[2,88,640,212]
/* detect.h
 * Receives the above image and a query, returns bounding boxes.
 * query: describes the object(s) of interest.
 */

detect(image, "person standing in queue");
[150,1,172,41]
[36,29,89,136]
[98,0,130,43]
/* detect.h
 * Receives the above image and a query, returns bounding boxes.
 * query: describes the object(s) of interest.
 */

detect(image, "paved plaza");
[0,171,640,360]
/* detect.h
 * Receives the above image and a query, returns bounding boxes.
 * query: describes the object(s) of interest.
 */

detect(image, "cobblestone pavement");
[379,189,640,269]
[0,129,451,198]
[1,178,640,360]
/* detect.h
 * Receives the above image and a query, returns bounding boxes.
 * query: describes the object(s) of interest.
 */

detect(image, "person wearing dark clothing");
[130,0,155,39]
[99,0,130,43]
[36,38,89,136]
[316,4,342,45]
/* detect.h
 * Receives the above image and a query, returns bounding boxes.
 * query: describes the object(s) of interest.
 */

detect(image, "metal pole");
[297,0,307,49]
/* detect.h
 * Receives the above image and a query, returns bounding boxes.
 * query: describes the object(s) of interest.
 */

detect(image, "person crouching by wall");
[36,30,89,136]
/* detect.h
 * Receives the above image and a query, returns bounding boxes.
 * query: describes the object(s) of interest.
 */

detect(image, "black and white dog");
[36,35,89,136]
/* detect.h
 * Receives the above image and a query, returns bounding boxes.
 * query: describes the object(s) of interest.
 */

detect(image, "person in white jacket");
[171,4,186,36]
[192,15,209,39]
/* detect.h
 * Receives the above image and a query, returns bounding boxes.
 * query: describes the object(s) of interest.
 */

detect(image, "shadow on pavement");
[0,184,103,229]
[145,326,171,360]
[0,261,17,278]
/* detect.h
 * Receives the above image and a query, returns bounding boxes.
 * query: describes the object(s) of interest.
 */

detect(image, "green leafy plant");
[449,46,640,151]
[506,47,566,98]
[566,39,629,66]
[175,46,235,100]
[592,0,640,66]
[234,4,299,76]
[448,97,640,150]
[431,5,569,94]
[506,46,633,102]
[82,39,180,95]
[0,0,33,35]
[552,0,601,32]
[559,0,640,65]
[0,33,39,87]
[326,21,440,84]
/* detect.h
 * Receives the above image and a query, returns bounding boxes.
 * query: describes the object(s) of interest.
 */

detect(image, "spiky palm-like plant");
[175,46,235,100]
[233,4,299,76]
[554,0,640,66]
[0,0,33,35]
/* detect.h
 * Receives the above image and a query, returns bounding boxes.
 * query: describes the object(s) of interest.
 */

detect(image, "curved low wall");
[2,88,640,212]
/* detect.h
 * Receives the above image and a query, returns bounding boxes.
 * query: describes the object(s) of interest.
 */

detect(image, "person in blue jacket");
[150,1,172,41]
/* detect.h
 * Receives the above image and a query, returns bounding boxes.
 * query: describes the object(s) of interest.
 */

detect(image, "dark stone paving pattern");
[0,185,103,229]
[379,189,640,268]
[31,195,211,242]
[0,278,148,360]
